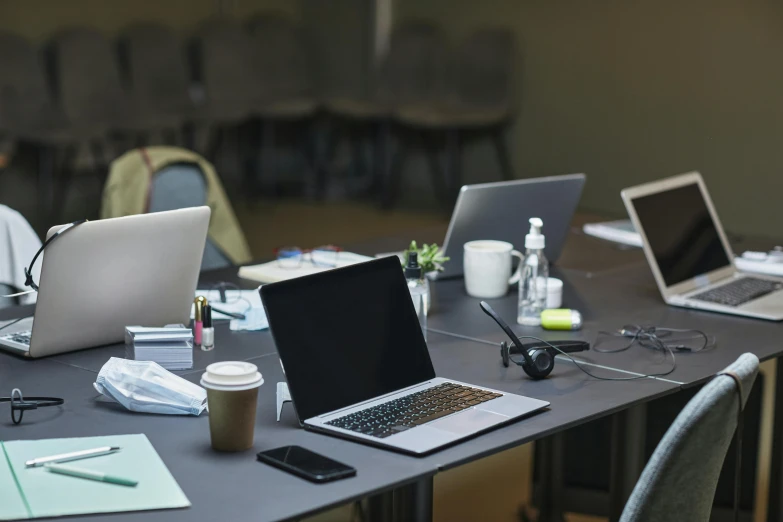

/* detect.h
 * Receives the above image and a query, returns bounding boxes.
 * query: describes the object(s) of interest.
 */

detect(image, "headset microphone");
[479,301,589,379]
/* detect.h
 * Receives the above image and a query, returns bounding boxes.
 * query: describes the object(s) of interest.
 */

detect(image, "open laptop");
[260,256,549,455]
[622,172,783,321]
[438,174,585,279]
[0,207,210,357]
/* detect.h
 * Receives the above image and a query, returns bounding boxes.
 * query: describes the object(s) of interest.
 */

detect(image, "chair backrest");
[194,18,261,114]
[147,162,232,271]
[0,32,52,130]
[50,27,129,129]
[453,28,515,109]
[376,21,448,106]
[620,353,759,522]
[247,13,312,101]
[120,23,192,118]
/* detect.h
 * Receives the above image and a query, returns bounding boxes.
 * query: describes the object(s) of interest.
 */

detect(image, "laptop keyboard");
[325,382,502,439]
[690,277,782,307]
[0,330,31,346]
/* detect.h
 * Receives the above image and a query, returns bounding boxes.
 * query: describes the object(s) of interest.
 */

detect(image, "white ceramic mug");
[463,240,523,298]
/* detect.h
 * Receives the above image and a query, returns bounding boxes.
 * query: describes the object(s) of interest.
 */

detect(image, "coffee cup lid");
[200,361,263,391]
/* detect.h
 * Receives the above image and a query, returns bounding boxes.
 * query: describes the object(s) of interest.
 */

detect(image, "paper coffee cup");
[201,362,263,452]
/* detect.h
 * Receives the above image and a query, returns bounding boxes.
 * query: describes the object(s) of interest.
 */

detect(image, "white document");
[237,252,374,284]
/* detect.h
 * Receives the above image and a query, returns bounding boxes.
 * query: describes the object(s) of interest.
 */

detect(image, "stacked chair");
[0,15,520,223]
[119,23,195,146]
[246,13,320,198]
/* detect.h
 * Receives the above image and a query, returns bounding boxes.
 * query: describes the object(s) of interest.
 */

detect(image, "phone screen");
[257,446,355,482]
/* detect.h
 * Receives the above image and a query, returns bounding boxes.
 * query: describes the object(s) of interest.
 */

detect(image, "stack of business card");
[125,325,194,370]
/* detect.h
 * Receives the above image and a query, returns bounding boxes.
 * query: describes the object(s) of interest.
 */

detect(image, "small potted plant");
[404,241,449,313]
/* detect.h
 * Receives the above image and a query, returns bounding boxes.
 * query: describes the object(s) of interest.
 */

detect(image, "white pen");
[25,446,120,467]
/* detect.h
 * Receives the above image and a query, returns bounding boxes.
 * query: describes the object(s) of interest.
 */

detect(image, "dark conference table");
[2,226,781,522]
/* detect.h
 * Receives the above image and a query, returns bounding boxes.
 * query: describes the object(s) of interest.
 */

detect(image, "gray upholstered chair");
[49,28,134,220]
[619,353,759,522]
[0,31,73,221]
[245,13,319,198]
[119,23,194,144]
[324,21,449,208]
[146,162,232,271]
[193,18,260,126]
[191,18,260,178]
[50,28,131,139]
[392,27,516,207]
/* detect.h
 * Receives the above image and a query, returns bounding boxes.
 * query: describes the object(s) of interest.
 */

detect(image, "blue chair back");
[147,162,232,270]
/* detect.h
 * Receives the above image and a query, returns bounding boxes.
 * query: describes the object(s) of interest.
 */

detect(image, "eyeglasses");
[0,389,64,424]
[275,246,342,269]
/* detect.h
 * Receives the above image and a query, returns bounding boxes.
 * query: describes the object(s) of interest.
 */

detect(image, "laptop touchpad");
[429,408,508,435]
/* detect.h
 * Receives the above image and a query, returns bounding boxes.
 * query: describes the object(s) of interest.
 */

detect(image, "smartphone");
[256,445,357,483]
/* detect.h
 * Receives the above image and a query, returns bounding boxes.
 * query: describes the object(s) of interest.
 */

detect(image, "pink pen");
[194,296,207,346]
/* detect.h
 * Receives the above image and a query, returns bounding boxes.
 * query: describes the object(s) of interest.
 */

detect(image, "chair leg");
[422,132,451,207]
[312,118,329,201]
[349,124,366,180]
[90,139,108,186]
[381,130,407,210]
[206,126,223,165]
[492,129,514,181]
[445,128,462,201]
[261,121,278,197]
[241,121,260,201]
[51,144,76,224]
[373,120,392,199]
[37,144,54,227]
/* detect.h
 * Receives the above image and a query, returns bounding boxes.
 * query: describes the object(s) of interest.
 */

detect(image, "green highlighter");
[45,463,138,487]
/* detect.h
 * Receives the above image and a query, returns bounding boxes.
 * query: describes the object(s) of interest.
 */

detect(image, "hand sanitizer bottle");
[518,217,548,326]
[405,251,428,342]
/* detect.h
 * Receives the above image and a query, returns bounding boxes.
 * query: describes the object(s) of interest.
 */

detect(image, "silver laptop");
[0,207,211,357]
[260,256,549,455]
[438,174,585,279]
[622,172,783,321]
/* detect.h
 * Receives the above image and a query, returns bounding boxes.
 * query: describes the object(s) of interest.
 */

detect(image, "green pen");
[44,463,138,487]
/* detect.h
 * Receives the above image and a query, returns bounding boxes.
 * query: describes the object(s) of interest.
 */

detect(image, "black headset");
[23,220,86,291]
[479,301,589,379]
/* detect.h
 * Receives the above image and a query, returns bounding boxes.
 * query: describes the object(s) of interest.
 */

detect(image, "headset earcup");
[522,349,554,379]
[500,342,510,367]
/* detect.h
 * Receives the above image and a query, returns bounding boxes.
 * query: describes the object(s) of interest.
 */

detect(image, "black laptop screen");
[632,182,731,287]
[260,257,436,421]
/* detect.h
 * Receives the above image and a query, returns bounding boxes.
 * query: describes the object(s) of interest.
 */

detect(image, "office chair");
[119,23,195,146]
[619,353,758,522]
[245,13,320,198]
[147,163,232,271]
[48,27,134,221]
[0,31,74,224]
[393,27,516,205]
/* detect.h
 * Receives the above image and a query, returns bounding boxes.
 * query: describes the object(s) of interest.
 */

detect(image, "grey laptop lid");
[439,174,585,279]
[26,207,210,358]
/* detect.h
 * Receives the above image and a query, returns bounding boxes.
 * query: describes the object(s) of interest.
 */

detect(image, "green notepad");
[0,434,190,520]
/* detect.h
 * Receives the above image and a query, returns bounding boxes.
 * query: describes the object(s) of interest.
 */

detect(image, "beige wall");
[397,0,783,239]
[0,0,298,41]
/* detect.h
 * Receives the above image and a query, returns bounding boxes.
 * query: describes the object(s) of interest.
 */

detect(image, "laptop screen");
[260,256,436,421]
[631,182,731,287]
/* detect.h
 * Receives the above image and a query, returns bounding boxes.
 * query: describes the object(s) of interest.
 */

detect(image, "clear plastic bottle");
[405,252,428,342]
[518,218,548,325]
